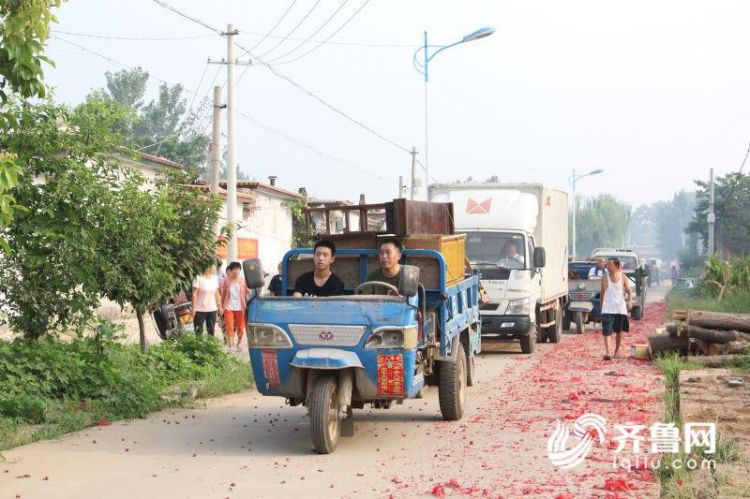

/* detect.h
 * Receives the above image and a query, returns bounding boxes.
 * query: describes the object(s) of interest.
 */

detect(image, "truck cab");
[430,183,569,354]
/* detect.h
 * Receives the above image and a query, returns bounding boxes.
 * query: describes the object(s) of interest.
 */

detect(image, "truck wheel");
[310,375,340,454]
[439,342,467,421]
[631,305,643,320]
[575,312,585,335]
[548,302,563,343]
[520,327,536,354]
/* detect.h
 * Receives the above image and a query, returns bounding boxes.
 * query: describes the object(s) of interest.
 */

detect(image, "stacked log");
[646,310,750,362]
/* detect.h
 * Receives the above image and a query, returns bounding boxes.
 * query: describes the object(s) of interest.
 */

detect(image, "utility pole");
[572,168,577,258]
[410,146,418,201]
[398,176,405,198]
[708,168,715,256]
[210,85,224,235]
[225,24,238,262]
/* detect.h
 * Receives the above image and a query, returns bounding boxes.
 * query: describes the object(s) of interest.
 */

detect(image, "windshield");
[595,255,639,271]
[464,231,525,270]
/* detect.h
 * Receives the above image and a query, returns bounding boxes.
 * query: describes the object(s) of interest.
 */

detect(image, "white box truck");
[430,183,569,353]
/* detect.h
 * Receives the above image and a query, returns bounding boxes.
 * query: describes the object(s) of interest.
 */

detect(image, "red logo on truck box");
[466,197,492,214]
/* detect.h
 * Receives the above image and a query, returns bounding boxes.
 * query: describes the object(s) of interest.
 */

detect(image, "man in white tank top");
[600,257,634,360]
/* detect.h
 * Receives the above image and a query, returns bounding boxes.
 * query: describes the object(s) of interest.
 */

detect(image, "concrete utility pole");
[708,168,715,256]
[226,24,238,262]
[210,85,224,235]
[410,146,418,201]
[398,176,405,198]
[210,86,223,196]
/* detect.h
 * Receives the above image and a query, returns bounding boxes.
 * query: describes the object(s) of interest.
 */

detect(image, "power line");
[150,1,414,158]
[266,0,350,64]
[54,33,387,186]
[52,29,215,41]
[272,0,373,66]
[256,0,322,59]
[246,0,299,52]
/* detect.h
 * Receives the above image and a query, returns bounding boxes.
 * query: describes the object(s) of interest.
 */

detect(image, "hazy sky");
[45,0,750,207]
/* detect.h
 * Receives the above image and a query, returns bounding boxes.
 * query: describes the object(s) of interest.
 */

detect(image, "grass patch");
[0,333,252,451]
[666,288,750,316]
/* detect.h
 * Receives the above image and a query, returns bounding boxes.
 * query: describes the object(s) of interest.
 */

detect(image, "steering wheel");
[353,281,400,296]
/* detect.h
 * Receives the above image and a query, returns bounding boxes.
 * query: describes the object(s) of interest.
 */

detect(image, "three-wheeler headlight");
[365,326,418,349]
[247,323,293,348]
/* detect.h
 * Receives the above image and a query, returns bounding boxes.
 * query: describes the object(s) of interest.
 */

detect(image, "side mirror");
[243,258,265,289]
[399,265,420,298]
[533,247,546,269]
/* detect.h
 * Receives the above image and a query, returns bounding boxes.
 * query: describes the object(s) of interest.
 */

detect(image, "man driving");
[360,239,403,295]
[498,241,524,269]
[588,257,607,279]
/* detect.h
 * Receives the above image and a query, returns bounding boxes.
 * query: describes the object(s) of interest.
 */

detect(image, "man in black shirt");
[293,240,345,297]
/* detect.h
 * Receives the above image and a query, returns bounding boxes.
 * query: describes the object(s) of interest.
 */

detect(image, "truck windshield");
[596,255,638,271]
[464,231,525,270]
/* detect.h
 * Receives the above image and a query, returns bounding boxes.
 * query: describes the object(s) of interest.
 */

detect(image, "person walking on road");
[191,265,222,337]
[220,261,249,353]
[600,257,633,360]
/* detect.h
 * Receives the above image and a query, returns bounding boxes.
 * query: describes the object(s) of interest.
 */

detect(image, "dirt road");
[1,291,669,498]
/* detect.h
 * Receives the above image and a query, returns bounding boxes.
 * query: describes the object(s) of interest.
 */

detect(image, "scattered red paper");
[604,477,637,492]
[97,418,112,427]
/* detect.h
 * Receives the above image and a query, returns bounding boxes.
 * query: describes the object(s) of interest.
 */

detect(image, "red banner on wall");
[216,237,259,260]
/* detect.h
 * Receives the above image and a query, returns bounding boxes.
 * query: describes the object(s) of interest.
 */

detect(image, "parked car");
[563,261,602,334]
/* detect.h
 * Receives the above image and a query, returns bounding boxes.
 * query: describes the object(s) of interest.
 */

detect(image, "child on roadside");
[219,261,249,353]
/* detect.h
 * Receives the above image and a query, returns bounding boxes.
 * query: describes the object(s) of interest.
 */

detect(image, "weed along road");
[1,291,669,498]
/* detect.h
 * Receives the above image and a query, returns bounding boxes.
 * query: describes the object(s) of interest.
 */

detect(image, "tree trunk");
[666,322,683,337]
[686,325,739,344]
[647,333,689,357]
[687,310,750,333]
[686,355,743,368]
[136,309,148,354]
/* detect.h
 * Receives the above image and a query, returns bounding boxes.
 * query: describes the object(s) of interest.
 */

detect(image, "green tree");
[0,0,62,233]
[687,172,750,257]
[571,194,631,257]
[99,68,210,172]
[0,96,130,337]
[0,95,224,344]
[99,170,224,353]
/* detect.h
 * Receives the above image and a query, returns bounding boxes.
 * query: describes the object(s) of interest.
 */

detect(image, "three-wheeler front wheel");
[310,375,340,454]
[439,342,467,421]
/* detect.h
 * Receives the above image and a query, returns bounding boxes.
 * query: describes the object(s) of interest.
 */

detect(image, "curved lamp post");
[413,27,495,199]
[571,168,604,258]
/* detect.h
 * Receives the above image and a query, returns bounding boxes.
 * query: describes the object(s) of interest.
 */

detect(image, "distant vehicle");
[564,260,602,334]
[431,183,568,354]
[590,248,647,320]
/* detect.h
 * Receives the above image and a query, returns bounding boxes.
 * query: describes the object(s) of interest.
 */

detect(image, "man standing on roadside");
[600,257,633,360]
[361,239,404,295]
[588,257,607,278]
[293,240,345,297]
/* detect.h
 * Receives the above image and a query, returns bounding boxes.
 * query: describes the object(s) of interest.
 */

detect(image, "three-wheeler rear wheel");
[310,375,340,454]
[438,342,467,421]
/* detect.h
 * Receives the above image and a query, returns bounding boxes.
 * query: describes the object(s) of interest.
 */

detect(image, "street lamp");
[571,168,604,258]
[413,27,495,200]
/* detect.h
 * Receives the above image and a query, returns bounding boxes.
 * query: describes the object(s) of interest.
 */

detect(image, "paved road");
[1,288,670,498]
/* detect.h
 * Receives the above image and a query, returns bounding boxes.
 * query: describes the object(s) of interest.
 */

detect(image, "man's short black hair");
[314,239,336,256]
[379,238,403,252]
[227,261,241,271]
[608,257,621,267]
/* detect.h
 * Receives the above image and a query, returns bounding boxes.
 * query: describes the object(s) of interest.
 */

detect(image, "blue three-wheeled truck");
[240,200,482,453]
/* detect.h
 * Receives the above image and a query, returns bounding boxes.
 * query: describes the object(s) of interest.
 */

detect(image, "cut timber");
[666,322,683,337]
[647,333,689,357]
[687,310,750,333]
[722,341,750,355]
[686,355,743,368]
[686,325,739,344]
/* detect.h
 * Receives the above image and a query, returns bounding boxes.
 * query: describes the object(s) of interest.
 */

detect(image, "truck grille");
[288,325,366,347]
[570,291,595,301]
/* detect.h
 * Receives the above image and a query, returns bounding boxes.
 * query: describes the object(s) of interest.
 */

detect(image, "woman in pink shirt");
[191,265,222,337]
[219,261,249,352]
